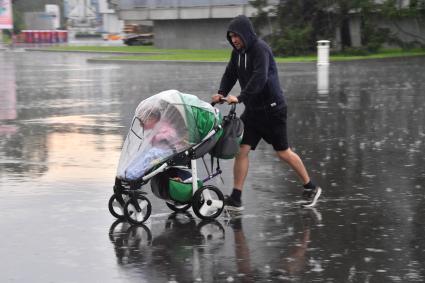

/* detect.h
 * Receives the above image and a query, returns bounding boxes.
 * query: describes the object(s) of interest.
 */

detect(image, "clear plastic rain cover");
[116,90,219,181]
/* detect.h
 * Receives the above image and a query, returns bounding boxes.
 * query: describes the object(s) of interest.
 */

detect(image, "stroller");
[108,90,243,225]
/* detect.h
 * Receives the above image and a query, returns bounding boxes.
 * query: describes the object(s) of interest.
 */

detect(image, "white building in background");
[64,0,123,34]
[107,0,261,49]
[65,0,97,32]
[98,0,123,34]
[24,12,56,30]
[108,0,424,49]
[45,5,60,29]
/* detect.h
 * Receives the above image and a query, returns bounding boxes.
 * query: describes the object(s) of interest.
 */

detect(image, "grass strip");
[47,46,425,62]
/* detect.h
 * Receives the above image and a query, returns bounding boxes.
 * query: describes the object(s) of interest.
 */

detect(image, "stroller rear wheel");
[166,202,191,212]
[108,194,128,220]
[124,195,152,225]
[192,185,224,220]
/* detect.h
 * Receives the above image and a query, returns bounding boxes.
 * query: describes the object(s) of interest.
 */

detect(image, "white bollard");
[317,40,330,66]
[317,65,329,95]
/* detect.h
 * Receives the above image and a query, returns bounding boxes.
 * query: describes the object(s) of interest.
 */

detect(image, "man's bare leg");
[276,148,310,184]
[276,148,322,206]
[233,144,251,191]
[224,144,251,211]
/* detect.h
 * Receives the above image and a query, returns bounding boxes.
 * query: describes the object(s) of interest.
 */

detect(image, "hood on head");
[227,15,257,51]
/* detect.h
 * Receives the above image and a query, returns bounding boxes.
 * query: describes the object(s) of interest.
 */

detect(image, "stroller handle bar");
[211,98,237,115]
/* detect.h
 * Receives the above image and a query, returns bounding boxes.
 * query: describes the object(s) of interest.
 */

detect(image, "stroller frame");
[109,115,228,225]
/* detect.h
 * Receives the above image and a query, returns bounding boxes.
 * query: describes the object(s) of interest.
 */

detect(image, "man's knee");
[276,147,292,160]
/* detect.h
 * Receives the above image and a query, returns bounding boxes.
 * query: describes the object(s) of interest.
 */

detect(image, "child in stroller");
[108,90,243,225]
[123,107,179,180]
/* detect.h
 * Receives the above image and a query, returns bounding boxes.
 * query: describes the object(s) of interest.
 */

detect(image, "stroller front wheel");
[108,194,127,220]
[124,195,152,225]
[192,185,224,220]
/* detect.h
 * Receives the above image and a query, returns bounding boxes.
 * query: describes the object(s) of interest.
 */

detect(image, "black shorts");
[240,106,289,151]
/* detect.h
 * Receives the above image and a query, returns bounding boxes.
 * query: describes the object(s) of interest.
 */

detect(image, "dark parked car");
[123,33,154,46]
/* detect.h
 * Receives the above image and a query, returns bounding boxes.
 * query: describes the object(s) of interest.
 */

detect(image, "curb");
[87,58,227,64]
[25,48,165,56]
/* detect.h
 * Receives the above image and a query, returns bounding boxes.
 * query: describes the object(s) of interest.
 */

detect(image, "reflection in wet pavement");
[1,50,424,282]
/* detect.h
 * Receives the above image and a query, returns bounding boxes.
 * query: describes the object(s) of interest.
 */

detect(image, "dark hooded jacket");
[218,15,286,112]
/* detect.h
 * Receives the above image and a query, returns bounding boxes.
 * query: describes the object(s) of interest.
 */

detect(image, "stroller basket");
[151,168,203,203]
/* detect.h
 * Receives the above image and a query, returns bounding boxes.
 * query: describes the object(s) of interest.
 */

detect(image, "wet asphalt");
[0,49,424,282]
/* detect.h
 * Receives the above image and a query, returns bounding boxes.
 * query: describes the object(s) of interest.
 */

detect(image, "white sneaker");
[302,187,322,207]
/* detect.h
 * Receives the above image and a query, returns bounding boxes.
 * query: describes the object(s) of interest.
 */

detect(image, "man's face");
[229,32,244,50]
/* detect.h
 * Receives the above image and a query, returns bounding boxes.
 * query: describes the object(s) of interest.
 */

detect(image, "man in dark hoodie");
[212,15,321,210]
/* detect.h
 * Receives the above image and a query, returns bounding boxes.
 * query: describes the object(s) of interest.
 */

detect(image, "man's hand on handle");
[225,95,239,104]
[211,94,238,105]
[211,94,224,104]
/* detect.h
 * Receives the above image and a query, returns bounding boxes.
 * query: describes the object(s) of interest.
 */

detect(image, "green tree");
[251,0,425,55]
[250,0,271,36]
[379,0,425,48]
[257,0,335,56]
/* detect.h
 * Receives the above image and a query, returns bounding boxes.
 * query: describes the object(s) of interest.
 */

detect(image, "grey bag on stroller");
[210,104,244,159]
